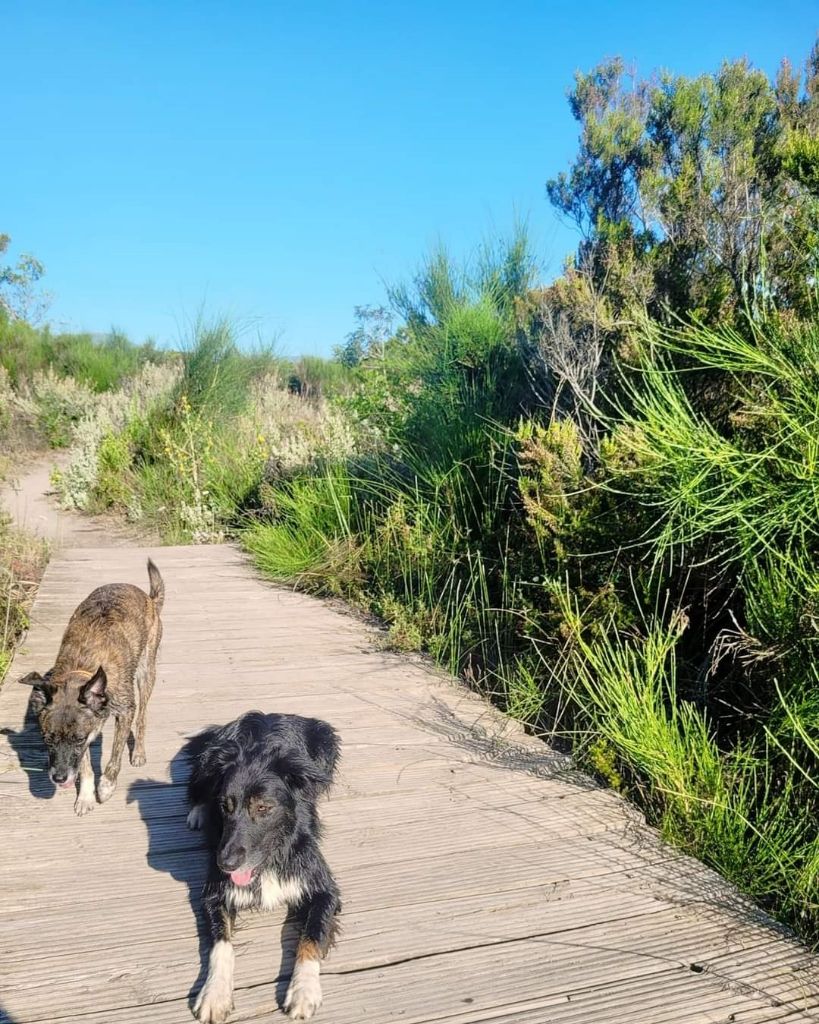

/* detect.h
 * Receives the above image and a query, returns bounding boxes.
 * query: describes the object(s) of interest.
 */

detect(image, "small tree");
[546,41,819,338]
[334,305,393,367]
[0,234,52,324]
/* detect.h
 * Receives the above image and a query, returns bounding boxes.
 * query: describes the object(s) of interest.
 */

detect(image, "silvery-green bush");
[55,360,181,510]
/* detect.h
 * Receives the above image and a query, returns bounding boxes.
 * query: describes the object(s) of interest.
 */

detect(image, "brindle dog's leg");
[132,619,161,767]
[284,890,340,1021]
[74,747,96,817]
[97,708,134,803]
[193,874,237,1024]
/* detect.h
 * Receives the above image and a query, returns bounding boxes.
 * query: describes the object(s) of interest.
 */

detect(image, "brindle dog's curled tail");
[147,559,165,613]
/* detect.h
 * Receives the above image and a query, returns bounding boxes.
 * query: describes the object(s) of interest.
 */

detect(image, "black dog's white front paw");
[193,979,234,1024]
[193,941,234,1023]
[284,963,322,1020]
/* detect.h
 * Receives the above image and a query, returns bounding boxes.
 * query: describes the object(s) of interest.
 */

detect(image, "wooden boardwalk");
[2,544,819,1024]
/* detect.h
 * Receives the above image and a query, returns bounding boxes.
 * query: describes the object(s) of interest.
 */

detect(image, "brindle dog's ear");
[78,667,108,712]
[19,672,54,713]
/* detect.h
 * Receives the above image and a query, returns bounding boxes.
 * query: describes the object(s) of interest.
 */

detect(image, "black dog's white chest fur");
[225,872,305,912]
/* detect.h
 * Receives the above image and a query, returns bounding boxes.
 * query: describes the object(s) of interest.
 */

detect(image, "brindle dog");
[20,558,164,815]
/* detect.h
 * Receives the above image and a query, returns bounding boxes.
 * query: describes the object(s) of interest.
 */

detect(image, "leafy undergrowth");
[0,513,48,684]
[241,236,819,946]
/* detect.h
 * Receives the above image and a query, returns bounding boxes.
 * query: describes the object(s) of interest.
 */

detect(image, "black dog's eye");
[255,803,270,816]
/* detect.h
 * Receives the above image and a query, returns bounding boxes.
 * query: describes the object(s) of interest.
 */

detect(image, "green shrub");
[243,465,359,592]
[242,233,819,945]
[26,369,94,447]
[176,319,277,416]
[0,311,163,392]
[92,432,134,509]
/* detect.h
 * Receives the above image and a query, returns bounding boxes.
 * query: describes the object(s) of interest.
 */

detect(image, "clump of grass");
[176,319,276,416]
[550,587,819,929]
[245,238,538,688]
[614,313,819,567]
[0,513,48,683]
[244,465,359,592]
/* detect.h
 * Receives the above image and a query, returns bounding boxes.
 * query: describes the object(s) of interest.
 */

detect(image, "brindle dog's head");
[20,667,109,788]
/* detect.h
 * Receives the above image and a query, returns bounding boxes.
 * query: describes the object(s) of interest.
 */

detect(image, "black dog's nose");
[219,846,247,871]
[51,771,68,783]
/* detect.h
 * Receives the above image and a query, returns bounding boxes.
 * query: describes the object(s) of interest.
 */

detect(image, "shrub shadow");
[418,689,813,946]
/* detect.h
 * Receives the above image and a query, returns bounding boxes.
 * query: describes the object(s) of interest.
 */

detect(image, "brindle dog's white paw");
[187,804,207,830]
[284,970,323,1020]
[193,980,234,1023]
[131,750,147,767]
[74,794,95,816]
[97,776,117,803]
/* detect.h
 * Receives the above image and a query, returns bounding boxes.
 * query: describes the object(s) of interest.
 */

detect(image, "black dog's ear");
[78,667,108,712]
[271,749,330,798]
[19,672,54,713]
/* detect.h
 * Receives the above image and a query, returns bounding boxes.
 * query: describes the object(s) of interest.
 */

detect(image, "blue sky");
[5,2,817,355]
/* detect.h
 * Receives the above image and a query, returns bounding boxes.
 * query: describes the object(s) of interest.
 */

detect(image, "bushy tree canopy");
[547,42,819,335]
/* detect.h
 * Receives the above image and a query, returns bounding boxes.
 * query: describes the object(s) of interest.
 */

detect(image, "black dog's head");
[20,667,108,788]
[187,712,339,888]
[215,749,325,886]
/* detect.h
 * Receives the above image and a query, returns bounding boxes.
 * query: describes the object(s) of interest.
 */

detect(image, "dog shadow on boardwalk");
[127,746,298,1015]
[1,702,103,800]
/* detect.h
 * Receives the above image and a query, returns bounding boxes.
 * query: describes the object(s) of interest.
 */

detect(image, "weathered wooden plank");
[0,908,795,1020]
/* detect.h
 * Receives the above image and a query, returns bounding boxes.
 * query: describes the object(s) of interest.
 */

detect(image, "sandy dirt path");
[0,454,148,548]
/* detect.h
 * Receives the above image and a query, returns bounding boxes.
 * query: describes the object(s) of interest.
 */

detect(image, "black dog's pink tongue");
[58,779,74,789]
[229,868,254,886]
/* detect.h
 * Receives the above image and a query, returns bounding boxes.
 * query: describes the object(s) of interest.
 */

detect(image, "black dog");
[185,711,341,1023]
